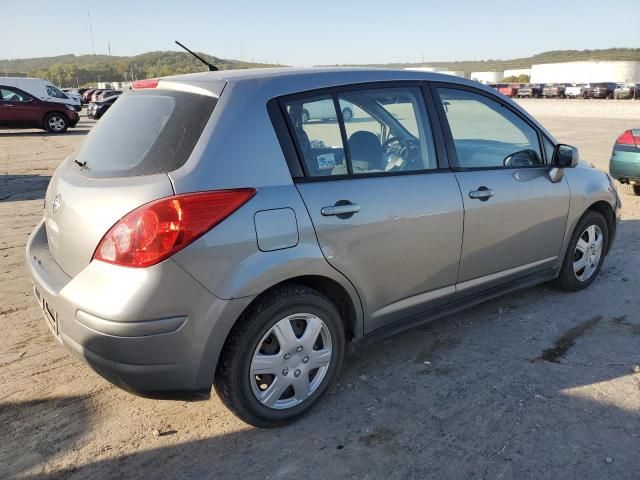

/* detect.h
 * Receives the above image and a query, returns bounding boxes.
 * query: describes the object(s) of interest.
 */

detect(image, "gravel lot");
[1,100,640,480]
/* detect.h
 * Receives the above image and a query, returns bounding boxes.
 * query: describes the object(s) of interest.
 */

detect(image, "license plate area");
[44,300,59,335]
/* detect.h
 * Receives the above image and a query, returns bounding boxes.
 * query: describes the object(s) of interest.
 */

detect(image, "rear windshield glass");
[73,90,217,177]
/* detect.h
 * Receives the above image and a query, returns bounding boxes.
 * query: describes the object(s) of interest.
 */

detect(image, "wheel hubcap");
[48,116,65,131]
[573,224,603,282]
[250,313,332,410]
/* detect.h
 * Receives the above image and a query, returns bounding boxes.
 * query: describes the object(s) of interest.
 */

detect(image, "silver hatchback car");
[27,68,620,427]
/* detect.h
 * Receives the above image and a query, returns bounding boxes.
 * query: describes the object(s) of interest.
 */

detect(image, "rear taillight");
[132,78,159,89]
[616,130,640,148]
[93,189,256,268]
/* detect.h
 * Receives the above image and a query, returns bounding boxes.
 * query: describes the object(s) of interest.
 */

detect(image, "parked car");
[498,84,521,97]
[0,77,81,111]
[609,129,640,195]
[590,82,618,99]
[565,84,591,99]
[516,83,543,98]
[82,89,97,103]
[90,89,107,102]
[302,99,355,122]
[26,68,620,427]
[614,83,639,100]
[543,83,570,98]
[87,95,119,119]
[0,84,79,132]
[62,89,83,108]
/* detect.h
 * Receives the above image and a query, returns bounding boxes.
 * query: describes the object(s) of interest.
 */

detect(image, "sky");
[2,0,639,66]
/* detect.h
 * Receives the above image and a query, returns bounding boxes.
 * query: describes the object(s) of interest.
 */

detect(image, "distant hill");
[326,48,640,72]
[3,47,639,87]
[0,51,280,87]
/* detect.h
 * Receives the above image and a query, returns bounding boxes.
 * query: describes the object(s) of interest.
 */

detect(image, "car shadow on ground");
[0,129,91,138]
[0,174,51,202]
[1,395,92,479]
[6,219,640,480]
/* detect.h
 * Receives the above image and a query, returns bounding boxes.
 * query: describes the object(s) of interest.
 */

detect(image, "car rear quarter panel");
[168,80,364,334]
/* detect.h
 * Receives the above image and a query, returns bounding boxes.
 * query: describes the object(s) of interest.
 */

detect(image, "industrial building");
[411,60,639,85]
[530,61,640,84]
[470,71,503,84]
[503,68,532,78]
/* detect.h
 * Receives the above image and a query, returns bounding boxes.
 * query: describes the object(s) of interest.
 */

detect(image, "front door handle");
[321,203,360,217]
[469,187,495,201]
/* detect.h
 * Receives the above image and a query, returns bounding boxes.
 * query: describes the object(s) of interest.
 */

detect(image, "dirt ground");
[1,99,640,480]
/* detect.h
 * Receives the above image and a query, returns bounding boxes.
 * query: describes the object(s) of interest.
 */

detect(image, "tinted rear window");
[73,90,217,177]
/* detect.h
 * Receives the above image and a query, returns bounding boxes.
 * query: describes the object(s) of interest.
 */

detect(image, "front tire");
[44,113,68,133]
[555,210,608,292]
[214,284,345,428]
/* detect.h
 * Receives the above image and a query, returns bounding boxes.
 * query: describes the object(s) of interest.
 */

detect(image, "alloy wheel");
[48,115,66,132]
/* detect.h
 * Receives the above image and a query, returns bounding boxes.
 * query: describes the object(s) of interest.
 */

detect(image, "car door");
[432,84,570,296]
[0,87,41,127]
[282,84,464,333]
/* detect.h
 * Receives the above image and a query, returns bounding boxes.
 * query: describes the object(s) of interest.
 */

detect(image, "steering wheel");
[382,136,402,152]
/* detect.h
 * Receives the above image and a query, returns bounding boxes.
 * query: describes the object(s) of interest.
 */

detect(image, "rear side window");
[284,86,437,177]
[73,90,217,178]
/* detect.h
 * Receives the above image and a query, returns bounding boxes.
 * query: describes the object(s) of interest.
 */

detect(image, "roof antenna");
[175,40,218,71]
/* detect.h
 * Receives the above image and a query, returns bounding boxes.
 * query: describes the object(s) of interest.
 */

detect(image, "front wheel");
[44,113,68,133]
[214,284,345,428]
[555,211,608,292]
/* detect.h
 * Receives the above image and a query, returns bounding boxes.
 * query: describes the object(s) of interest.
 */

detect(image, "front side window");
[0,87,32,102]
[437,87,542,169]
[285,86,437,177]
[46,85,68,99]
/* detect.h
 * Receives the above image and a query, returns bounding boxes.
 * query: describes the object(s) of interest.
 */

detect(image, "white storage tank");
[530,61,640,83]
[470,71,503,84]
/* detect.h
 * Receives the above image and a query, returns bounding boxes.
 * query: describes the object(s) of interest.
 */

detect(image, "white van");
[0,77,81,111]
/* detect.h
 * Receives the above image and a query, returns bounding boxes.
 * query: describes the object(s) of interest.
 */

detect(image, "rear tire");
[44,113,68,133]
[555,210,608,292]
[214,284,345,428]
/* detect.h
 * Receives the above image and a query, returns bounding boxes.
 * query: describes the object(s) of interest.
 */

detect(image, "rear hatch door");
[44,87,218,277]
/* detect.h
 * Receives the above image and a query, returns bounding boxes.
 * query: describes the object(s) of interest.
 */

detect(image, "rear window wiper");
[74,159,87,169]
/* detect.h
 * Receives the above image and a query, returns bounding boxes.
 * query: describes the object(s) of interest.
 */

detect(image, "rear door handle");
[469,187,495,200]
[321,203,360,216]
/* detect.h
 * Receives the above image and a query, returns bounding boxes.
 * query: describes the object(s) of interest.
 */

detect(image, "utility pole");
[88,10,95,55]
[108,42,111,56]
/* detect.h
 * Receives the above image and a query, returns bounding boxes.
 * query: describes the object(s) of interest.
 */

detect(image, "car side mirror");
[504,149,541,167]
[553,144,579,168]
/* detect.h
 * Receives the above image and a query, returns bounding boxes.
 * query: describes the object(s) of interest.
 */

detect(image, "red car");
[498,83,522,97]
[0,84,79,133]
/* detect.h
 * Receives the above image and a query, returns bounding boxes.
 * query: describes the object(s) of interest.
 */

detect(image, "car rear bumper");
[26,220,254,400]
[610,149,640,181]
